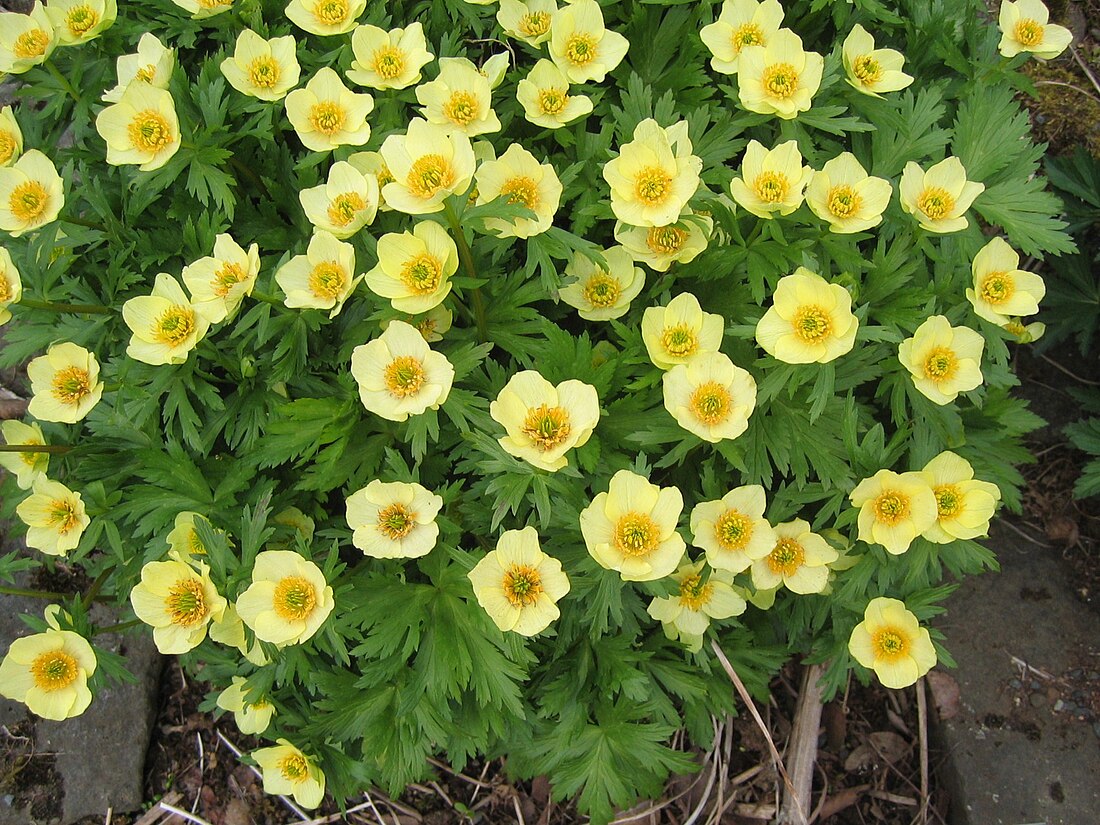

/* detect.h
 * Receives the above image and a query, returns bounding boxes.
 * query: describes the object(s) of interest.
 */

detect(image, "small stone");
[1093,722,1100,738]
[1030,680,1042,690]
[1087,671,1099,681]
[1009,678,1022,689]
[1054,699,1066,712]
[1030,692,1048,709]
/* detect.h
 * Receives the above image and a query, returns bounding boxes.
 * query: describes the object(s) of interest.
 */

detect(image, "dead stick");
[917,678,929,825]
[779,664,825,825]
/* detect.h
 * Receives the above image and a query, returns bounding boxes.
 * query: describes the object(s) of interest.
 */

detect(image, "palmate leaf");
[973,176,1076,258]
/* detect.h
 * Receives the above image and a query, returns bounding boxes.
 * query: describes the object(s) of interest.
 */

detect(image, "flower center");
[154,306,197,346]
[383,355,426,398]
[501,175,540,210]
[30,650,78,691]
[327,192,366,227]
[763,62,799,99]
[922,347,959,383]
[49,498,80,533]
[538,88,568,115]
[613,512,659,557]
[732,23,763,51]
[309,102,346,137]
[65,5,99,37]
[581,272,621,309]
[407,154,456,200]
[278,752,310,781]
[376,163,395,188]
[313,0,348,25]
[0,273,9,302]
[767,537,805,576]
[793,305,832,343]
[443,91,479,127]
[689,381,732,425]
[198,0,232,7]
[934,484,962,518]
[51,366,92,406]
[0,130,16,165]
[564,33,597,66]
[502,564,543,607]
[1015,18,1044,47]
[660,324,698,358]
[372,46,405,80]
[308,261,347,300]
[827,185,862,218]
[634,166,673,207]
[873,491,910,525]
[917,187,955,220]
[400,254,442,294]
[213,262,246,297]
[9,181,49,223]
[273,575,317,621]
[13,29,49,59]
[247,56,281,89]
[753,171,789,203]
[188,528,206,555]
[979,271,1014,305]
[678,574,713,611]
[166,578,208,627]
[852,54,882,84]
[872,627,909,661]
[135,63,157,82]
[520,11,551,37]
[521,404,572,451]
[715,510,753,551]
[646,226,687,254]
[128,110,173,153]
[377,503,417,540]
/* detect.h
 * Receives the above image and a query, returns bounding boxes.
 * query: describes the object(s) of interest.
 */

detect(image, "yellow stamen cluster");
[372,46,404,80]
[733,23,763,50]
[51,366,92,406]
[852,54,882,84]
[13,29,49,59]
[916,187,955,220]
[279,752,310,781]
[400,255,442,294]
[538,88,568,115]
[49,499,81,534]
[377,503,417,539]
[934,484,962,518]
[689,382,732,425]
[793,306,831,343]
[502,564,543,607]
[154,306,196,346]
[763,63,799,99]
[309,102,346,136]
[247,57,281,89]
[443,91,479,127]
[501,176,540,210]
[715,510,752,551]
[678,574,713,611]
[660,324,698,358]
[520,12,551,37]
[873,491,910,525]
[326,192,366,227]
[10,181,49,223]
[753,171,788,203]
[1014,18,1044,47]
[564,34,597,66]
[827,185,861,218]
[65,5,99,37]
[634,167,673,206]
[581,273,621,308]
[872,627,909,660]
[166,579,208,627]
[307,262,346,300]
[407,155,455,199]
[273,575,317,621]
[521,404,572,451]
[646,226,687,254]
[979,272,1014,305]
[128,111,173,153]
[312,0,349,25]
[923,348,958,383]
[135,64,157,82]
[30,650,78,691]
[213,262,246,297]
[383,355,426,398]
[613,512,659,557]
[767,537,804,576]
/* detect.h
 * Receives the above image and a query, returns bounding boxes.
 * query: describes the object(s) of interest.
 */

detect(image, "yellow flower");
[166,511,219,559]
[750,519,837,594]
[208,604,269,666]
[841,24,913,97]
[0,246,21,325]
[123,273,210,365]
[699,0,784,74]
[364,221,455,313]
[614,211,712,273]
[641,292,724,370]
[737,28,823,119]
[499,0,557,46]
[0,149,64,236]
[347,22,434,90]
[416,57,501,137]
[345,480,443,558]
[0,628,95,720]
[1005,318,1045,342]
[130,555,227,654]
[103,32,174,103]
[647,560,746,652]
[275,230,360,317]
[475,143,563,238]
[237,550,335,646]
[170,0,233,19]
[517,59,593,130]
[16,478,89,557]
[0,3,56,75]
[848,597,937,689]
[899,157,984,234]
[299,160,379,239]
[898,315,984,405]
[580,469,686,582]
[921,451,1001,543]
[95,81,180,172]
[46,0,116,46]
[285,68,373,153]
[558,246,645,321]
[253,740,326,810]
[380,305,454,343]
[480,53,511,90]
[216,676,275,735]
[603,119,702,228]
[998,0,1072,59]
[729,139,812,219]
[181,233,261,324]
[350,320,454,421]
[965,236,1046,326]
[221,29,300,102]
[806,152,892,234]
[490,370,600,472]
[689,485,777,573]
[284,0,364,36]
[26,342,103,424]
[549,0,629,83]
[0,106,24,167]
[850,469,938,555]
[379,118,477,215]
[0,420,48,489]
[468,526,570,636]
[348,150,395,212]
[663,352,757,443]
[755,267,858,364]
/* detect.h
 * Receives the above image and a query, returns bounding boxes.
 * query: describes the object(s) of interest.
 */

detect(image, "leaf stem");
[0,445,72,454]
[43,59,81,104]
[18,297,112,314]
[93,618,144,636]
[251,290,283,307]
[81,568,111,611]
[442,203,487,342]
[0,584,70,600]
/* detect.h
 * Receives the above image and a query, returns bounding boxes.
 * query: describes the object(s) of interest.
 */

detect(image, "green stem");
[43,59,81,104]
[743,222,764,247]
[442,203,487,342]
[93,618,144,636]
[251,290,283,307]
[0,445,72,454]
[18,298,112,314]
[64,215,107,231]
[0,585,70,600]
[81,569,111,611]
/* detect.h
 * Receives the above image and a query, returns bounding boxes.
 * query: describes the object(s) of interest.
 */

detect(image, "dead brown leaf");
[925,671,961,720]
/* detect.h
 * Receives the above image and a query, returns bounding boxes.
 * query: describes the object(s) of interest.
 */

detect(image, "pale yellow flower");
[965,236,1046,326]
[480,53,511,90]
[347,22,434,90]
[469,526,570,636]
[647,560,746,652]
[848,597,937,689]
[380,305,454,342]
[580,469,686,582]
[663,352,756,443]
[236,550,335,646]
[0,628,96,721]
[699,0,784,74]
[45,0,116,46]
[517,59,593,129]
[170,0,233,19]
[614,212,712,272]
[805,152,892,234]
[921,451,1001,543]
[729,139,812,219]
[208,604,269,666]
[216,676,275,735]
[26,342,103,424]
[253,740,326,810]
[689,485,777,573]
[0,149,64,236]
[998,0,1072,59]
[0,3,56,75]
[379,118,477,215]
[603,120,702,228]
[95,81,180,172]
[750,519,837,594]
[364,221,456,313]
[275,230,360,317]
[898,316,984,405]
[345,480,443,558]
[221,29,301,101]
[1005,318,1046,343]
[499,0,557,45]
[641,292,724,370]
[299,160,379,239]
[558,246,645,321]
[850,469,938,555]
[475,143,562,238]
[130,555,227,654]
[0,246,21,325]
[755,267,858,364]
[16,478,89,557]
[548,0,629,83]
[285,68,373,153]
[102,32,174,103]
[899,157,984,234]
[842,24,913,97]
[285,0,364,36]
[347,150,396,212]
[416,57,501,137]
[0,421,48,489]
[166,511,219,559]
[737,28,823,119]
[182,233,261,325]
[490,370,599,472]
[0,106,24,167]
[350,320,455,421]
[123,273,210,366]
